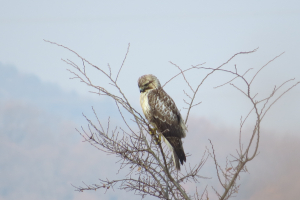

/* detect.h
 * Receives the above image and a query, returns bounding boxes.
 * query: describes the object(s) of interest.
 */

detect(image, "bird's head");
[138,74,161,93]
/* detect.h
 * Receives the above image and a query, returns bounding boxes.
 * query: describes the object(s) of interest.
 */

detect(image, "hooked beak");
[139,87,145,93]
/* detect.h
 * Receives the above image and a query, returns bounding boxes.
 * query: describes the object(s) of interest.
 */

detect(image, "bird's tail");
[172,148,181,170]
[163,136,186,170]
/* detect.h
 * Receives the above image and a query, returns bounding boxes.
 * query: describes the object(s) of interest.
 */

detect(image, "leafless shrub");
[45,40,299,200]
[197,51,299,200]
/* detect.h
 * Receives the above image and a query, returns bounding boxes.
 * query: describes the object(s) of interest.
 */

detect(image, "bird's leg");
[154,134,161,145]
[149,127,157,135]
[149,127,161,145]
[157,133,162,144]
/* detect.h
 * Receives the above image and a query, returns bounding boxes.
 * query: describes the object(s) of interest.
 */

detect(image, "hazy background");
[1,1,299,199]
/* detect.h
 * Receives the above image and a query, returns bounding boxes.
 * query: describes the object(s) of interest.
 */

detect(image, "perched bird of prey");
[138,74,187,170]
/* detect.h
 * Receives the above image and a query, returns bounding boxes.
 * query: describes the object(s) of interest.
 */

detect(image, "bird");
[138,74,187,170]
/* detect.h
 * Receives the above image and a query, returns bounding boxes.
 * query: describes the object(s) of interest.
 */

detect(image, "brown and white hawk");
[138,74,187,170]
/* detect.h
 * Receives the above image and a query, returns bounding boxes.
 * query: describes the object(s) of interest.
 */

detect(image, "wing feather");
[148,88,185,138]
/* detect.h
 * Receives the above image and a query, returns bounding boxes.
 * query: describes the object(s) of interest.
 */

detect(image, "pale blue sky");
[1,1,300,199]
[1,0,300,127]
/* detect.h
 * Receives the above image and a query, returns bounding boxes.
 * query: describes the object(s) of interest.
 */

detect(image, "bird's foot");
[156,134,161,144]
[149,127,161,145]
[149,127,157,135]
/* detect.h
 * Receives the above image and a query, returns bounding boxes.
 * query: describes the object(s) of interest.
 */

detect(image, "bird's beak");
[139,87,144,93]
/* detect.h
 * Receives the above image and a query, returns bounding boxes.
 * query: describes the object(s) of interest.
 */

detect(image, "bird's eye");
[144,83,149,86]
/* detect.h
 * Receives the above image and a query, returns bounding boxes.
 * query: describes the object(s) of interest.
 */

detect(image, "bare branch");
[249,52,285,85]
[115,43,130,83]
[169,61,195,93]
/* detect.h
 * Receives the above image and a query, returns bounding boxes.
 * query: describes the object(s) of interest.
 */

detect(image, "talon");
[149,127,161,145]
[154,134,161,145]
[149,127,157,135]
[158,134,161,143]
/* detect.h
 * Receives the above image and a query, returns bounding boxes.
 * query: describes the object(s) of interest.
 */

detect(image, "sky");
[0,1,300,199]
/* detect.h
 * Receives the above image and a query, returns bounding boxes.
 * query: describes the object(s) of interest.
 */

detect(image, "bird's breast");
[140,91,151,117]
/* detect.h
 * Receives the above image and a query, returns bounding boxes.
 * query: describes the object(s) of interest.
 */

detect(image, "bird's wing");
[148,88,187,169]
[148,88,186,138]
